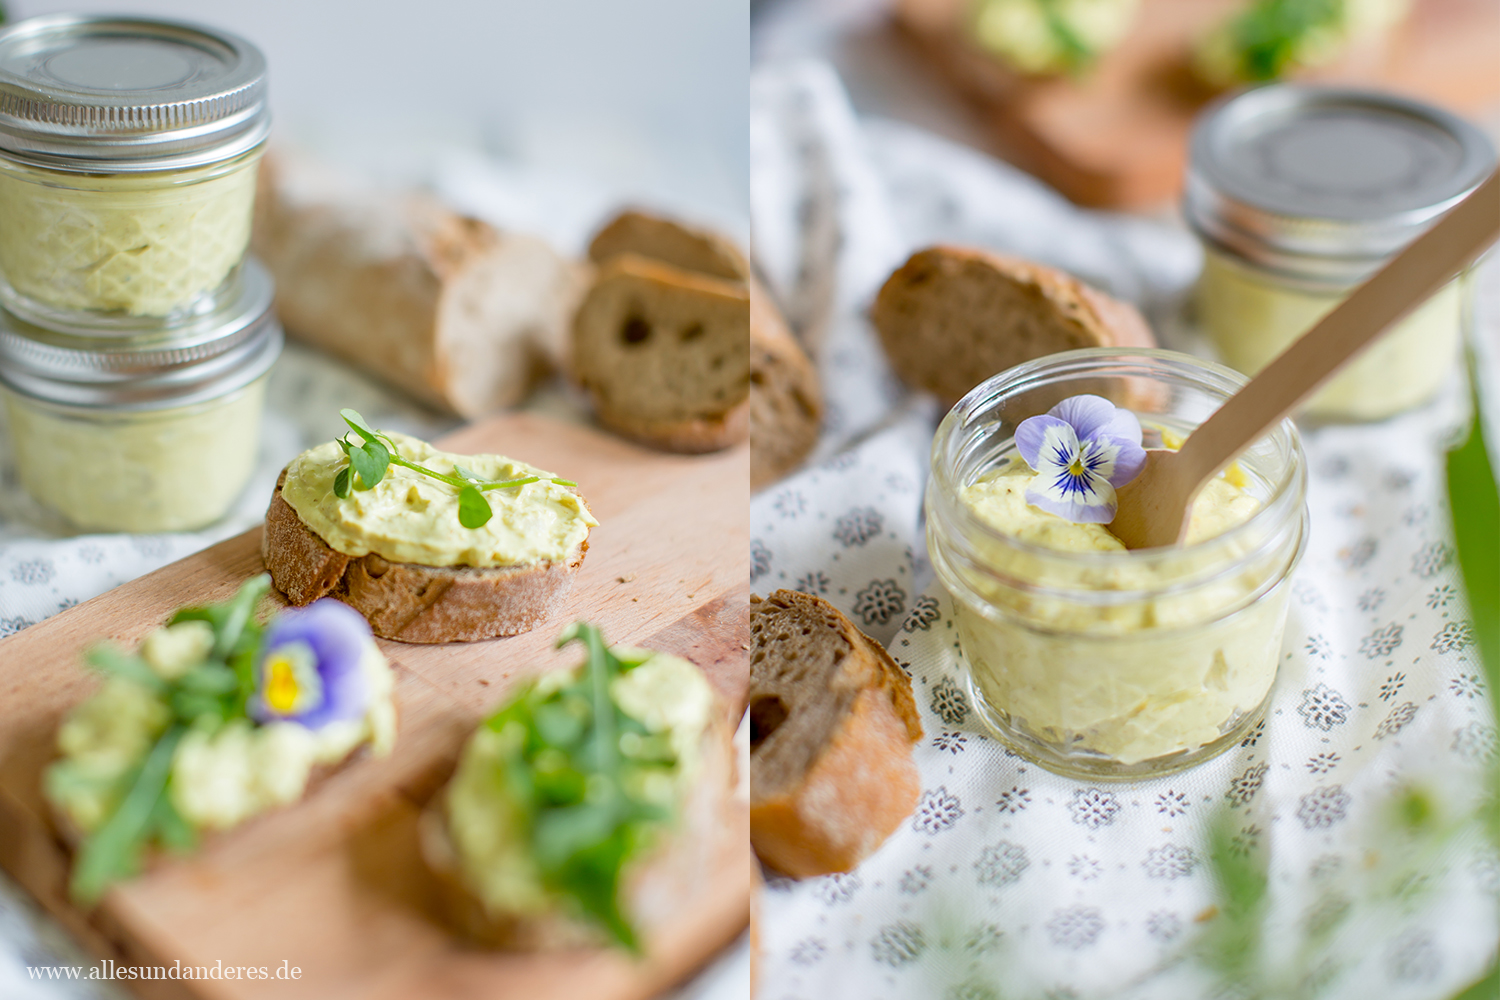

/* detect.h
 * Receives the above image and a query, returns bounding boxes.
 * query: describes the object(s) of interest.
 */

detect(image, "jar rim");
[0,14,270,172]
[928,347,1308,579]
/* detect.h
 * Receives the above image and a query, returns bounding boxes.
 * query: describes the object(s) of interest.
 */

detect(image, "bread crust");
[748,591,922,878]
[871,245,1157,404]
[588,209,748,282]
[750,277,822,492]
[252,151,585,418]
[262,471,587,644]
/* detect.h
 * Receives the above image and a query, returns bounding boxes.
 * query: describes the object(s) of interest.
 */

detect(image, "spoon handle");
[1177,169,1500,485]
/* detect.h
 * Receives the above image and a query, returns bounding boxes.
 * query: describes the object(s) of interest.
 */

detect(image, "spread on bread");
[263,410,595,643]
[45,575,395,904]
[424,623,718,951]
[282,410,594,568]
[749,591,921,878]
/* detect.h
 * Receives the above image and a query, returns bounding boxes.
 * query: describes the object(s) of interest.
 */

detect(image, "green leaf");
[1449,958,1499,1000]
[1446,391,1499,707]
[457,485,492,528]
[340,408,379,444]
[334,466,352,499]
[151,791,197,853]
[71,726,184,904]
[175,663,239,696]
[453,464,477,482]
[209,574,270,660]
[348,441,385,491]
[85,646,164,692]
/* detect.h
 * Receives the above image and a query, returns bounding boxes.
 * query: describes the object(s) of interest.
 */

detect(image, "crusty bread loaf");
[750,277,822,492]
[749,591,922,878]
[589,209,748,282]
[871,245,1157,405]
[252,151,587,418]
[421,700,736,950]
[571,254,750,454]
[262,471,587,644]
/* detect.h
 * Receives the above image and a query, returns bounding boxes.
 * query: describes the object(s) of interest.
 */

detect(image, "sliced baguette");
[262,471,587,644]
[571,254,750,454]
[749,591,922,878]
[588,209,748,282]
[421,695,736,949]
[871,245,1156,405]
[750,277,822,492]
[252,151,586,418]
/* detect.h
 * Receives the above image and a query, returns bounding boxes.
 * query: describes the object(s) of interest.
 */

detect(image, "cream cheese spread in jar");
[927,350,1307,778]
[0,15,270,329]
[0,259,282,532]
[1186,86,1494,422]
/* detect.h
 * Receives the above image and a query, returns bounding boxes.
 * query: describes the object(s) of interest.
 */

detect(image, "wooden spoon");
[1111,170,1500,550]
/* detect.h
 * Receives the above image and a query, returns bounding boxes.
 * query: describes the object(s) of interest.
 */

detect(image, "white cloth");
[751,61,1499,1000]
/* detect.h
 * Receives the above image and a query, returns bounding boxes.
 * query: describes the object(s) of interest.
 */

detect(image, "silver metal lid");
[0,257,281,410]
[1185,85,1496,286]
[0,13,269,172]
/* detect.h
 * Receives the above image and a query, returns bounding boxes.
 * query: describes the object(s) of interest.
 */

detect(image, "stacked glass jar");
[0,14,281,531]
[1185,86,1496,422]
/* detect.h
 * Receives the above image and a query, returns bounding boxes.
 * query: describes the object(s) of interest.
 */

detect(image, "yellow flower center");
[264,655,302,714]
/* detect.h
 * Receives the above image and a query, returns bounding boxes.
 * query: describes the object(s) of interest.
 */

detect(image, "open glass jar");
[0,14,269,330]
[1186,86,1494,422]
[926,349,1308,779]
[0,259,282,533]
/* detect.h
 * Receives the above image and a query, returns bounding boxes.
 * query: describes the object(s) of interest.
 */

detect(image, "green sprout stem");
[333,408,578,528]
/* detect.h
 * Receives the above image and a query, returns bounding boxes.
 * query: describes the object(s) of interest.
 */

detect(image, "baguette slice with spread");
[571,254,750,453]
[750,277,822,492]
[750,590,922,877]
[872,245,1156,405]
[421,632,737,951]
[263,431,594,644]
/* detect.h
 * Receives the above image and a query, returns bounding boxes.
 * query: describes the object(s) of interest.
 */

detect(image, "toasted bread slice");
[421,696,737,950]
[871,245,1156,405]
[571,254,750,454]
[588,209,748,282]
[749,591,922,877]
[262,471,587,643]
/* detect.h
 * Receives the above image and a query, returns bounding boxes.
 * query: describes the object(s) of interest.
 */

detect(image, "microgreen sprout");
[332,409,578,529]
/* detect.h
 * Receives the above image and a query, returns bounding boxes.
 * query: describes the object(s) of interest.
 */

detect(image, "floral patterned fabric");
[751,62,1498,999]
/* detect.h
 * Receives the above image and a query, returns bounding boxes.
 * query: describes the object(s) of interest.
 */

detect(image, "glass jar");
[0,259,282,532]
[0,14,270,329]
[926,349,1308,779]
[1186,86,1495,422]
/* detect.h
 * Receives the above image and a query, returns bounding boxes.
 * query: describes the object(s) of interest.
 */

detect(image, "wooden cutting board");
[896,0,1500,207]
[0,411,751,1000]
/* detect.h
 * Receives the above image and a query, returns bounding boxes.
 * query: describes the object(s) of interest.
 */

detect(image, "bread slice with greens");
[571,255,750,453]
[871,245,1156,404]
[263,410,595,644]
[421,624,735,951]
[750,590,922,877]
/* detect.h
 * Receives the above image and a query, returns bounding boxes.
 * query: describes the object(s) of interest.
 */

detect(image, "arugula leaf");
[334,466,351,499]
[71,726,184,904]
[457,485,493,528]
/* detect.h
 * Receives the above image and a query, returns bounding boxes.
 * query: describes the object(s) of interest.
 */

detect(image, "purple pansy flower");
[1015,394,1146,523]
[250,599,371,729]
